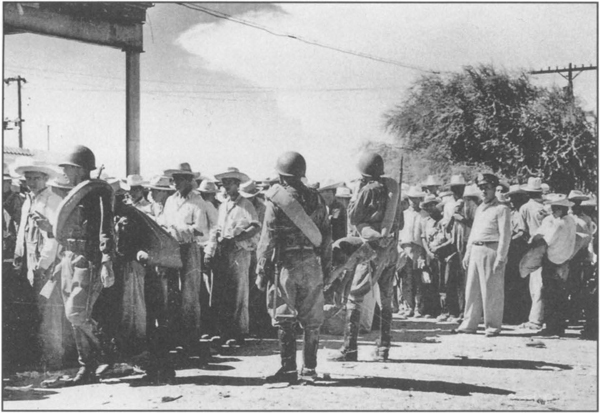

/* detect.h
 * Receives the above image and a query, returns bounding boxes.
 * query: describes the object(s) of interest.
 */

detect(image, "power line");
[177,3,442,74]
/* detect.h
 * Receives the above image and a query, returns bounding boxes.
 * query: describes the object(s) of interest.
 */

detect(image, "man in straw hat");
[529,196,577,336]
[160,162,215,357]
[398,185,428,318]
[454,173,511,337]
[518,177,549,331]
[504,184,530,324]
[12,158,65,369]
[422,175,442,196]
[255,151,330,383]
[205,168,260,347]
[125,174,152,214]
[51,145,116,384]
[318,179,347,242]
[566,190,594,324]
[198,180,221,210]
[144,175,175,221]
[329,152,401,362]
[240,179,273,337]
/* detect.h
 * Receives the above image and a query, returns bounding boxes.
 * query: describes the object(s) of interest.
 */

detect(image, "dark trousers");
[541,258,570,333]
[445,253,466,317]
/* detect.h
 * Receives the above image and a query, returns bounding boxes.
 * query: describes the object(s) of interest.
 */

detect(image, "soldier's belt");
[472,241,498,246]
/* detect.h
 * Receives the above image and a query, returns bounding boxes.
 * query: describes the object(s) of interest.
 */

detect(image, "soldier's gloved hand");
[101,260,115,288]
[255,270,268,292]
[136,251,149,264]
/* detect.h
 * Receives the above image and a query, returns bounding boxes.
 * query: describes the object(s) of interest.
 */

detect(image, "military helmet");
[276,151,306,178]
[357,152,384,177]
[59,145,96,171]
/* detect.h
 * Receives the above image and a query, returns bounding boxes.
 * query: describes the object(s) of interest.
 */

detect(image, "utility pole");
[530,63,597,100]
[4,76,27,148]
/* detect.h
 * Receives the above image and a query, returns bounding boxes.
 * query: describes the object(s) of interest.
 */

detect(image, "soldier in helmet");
[255,151,331,383]
[47,145,116,384]
[328,152,402,362]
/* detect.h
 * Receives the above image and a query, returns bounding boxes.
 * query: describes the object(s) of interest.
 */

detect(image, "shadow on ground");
[3,389,58,402]
[313,375,515,397]
[125,373,514,396]
[382,358,572,371]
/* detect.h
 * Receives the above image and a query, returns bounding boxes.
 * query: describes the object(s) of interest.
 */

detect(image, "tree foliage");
[382,64,597,193]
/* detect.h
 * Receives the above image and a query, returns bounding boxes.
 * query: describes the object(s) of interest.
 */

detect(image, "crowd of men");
[2,145,597,386]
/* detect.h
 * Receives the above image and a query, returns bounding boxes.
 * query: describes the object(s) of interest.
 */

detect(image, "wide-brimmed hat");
[422,175,442,187]
[507,184,526,196]
[164,162,200,178]
[126,174,148,188]
[463,184,482,199]
[335,186,352,198]
[522,177,543,192]
[240,180,261,198]
[497,180,510,193]
[13,159,58,179]
[198,180,218,194]
[543,193,566,204]
[550,198,574,208]
[449,174,467,187]
[475,173,499,187]
[406,186,426,198]
[145,175,175,192]
[319,179,343,192]
[215,167,250,183]
[568,190,588,202]
[420,194,441,208]
[47,173,73,190]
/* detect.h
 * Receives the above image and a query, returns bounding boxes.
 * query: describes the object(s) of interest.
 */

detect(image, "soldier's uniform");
[256,152,331,383]
[329,152,401,362]
[54,146,115,383]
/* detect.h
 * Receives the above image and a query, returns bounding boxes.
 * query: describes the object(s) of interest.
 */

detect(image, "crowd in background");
[2,149,597,385]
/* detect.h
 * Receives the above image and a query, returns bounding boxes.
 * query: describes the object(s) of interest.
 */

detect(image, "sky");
[3,3,597,184]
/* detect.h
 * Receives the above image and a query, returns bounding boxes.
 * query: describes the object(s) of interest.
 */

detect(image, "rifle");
[395,155,404,240]
[96,164,105,180]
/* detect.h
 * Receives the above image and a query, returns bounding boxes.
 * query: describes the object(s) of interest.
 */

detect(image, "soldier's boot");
[328,308,360,362]
[374,307,392,361]
[299,328,320,383]
[265,325,298,384]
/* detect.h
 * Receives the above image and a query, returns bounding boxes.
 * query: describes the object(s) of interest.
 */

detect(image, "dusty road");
[3,317,597,411]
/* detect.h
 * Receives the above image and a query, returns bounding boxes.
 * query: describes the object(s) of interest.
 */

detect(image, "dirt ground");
[3,316,597,411]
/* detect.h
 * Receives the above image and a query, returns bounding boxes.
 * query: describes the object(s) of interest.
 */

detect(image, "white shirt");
[15,187,62,271]
[466,197,512,262]
[159,190,213,245]
[535,214,576,265]
[399,207,427,247]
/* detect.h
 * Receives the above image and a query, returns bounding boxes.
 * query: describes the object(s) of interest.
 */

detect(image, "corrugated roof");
[3,146,34,156]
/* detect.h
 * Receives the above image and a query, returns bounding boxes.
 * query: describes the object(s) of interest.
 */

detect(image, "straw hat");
[164,162,200,178]
[463,184,482,199]
[47,173,73,190]
[198,180,218,194]
[126,174,148,188]
[13,159,58,179]
[568,190,588,202]
[214,167,250,183]
[422,175,442,187]
[550,198,574,208]
[240,180,261,198]
[335,186,352,198]
[449,174,467,187]
[522,177,543,192]
[146,175,175,192]
[406,186,426,198]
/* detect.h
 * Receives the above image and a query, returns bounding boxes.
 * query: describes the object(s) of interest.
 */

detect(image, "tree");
[382,64,597,192]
